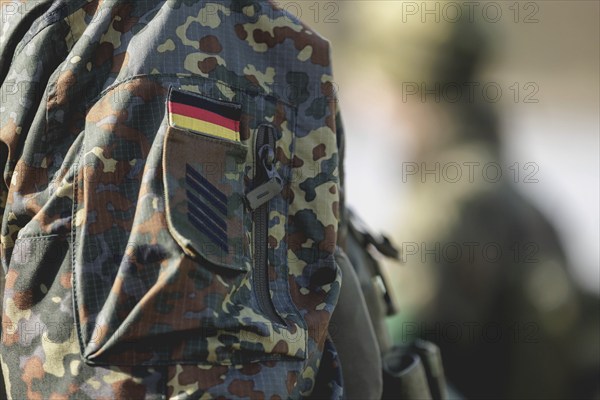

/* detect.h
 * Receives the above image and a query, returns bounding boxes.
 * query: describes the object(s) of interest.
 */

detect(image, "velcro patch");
[168,89,241,142]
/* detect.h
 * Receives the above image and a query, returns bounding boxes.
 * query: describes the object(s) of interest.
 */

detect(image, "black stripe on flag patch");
[170,90,241,121]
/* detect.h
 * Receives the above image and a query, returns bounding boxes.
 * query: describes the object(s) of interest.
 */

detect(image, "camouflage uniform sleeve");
[0,2,53,393]
[0,1,55,84]
[0,2,26,395]
[1,1,348,397]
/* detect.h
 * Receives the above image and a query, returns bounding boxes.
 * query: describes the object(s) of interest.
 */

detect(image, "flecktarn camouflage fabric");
[0,0,343,398]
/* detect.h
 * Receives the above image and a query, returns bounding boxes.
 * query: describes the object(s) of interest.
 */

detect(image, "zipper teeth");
[253,126,285,325]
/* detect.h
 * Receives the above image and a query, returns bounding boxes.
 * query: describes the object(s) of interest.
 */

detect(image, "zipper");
[246,125,285,325]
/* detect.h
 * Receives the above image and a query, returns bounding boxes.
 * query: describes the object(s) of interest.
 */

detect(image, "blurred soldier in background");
[398,18,600,400]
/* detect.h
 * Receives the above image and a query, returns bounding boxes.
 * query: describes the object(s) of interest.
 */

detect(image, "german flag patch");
[168,89,242,142]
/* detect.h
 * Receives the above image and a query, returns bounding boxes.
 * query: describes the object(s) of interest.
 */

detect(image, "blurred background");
[293,1,598,398]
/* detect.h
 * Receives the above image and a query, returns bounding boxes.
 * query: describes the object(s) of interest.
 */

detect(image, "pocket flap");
[162,89,248,271]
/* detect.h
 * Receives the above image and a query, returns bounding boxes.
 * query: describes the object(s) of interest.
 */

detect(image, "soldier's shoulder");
[237,0,332,65]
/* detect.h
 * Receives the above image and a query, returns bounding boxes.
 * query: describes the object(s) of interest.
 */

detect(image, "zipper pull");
[246,144,283,210]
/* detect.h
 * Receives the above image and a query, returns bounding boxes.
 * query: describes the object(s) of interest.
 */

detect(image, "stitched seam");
[86,74,299,111]
[71,145,87,361]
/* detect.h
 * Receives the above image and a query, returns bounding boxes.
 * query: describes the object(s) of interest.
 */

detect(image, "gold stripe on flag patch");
[170,114,239,142]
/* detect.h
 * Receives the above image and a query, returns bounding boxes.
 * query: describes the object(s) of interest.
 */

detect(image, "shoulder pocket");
[162,88,248,270]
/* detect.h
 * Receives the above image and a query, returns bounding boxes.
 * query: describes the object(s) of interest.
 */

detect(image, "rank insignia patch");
[185,163,229,252]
